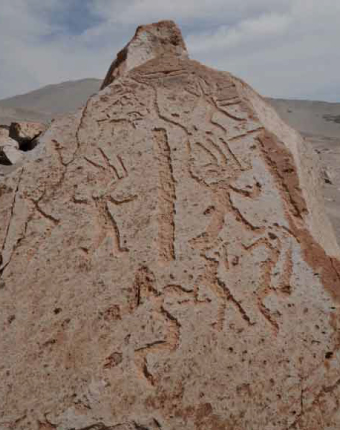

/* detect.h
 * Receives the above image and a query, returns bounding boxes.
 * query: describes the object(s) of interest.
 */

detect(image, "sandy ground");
[269,98,340,244]
[0,81,339,244]
[268,98,340,138]
[302,133,340,242]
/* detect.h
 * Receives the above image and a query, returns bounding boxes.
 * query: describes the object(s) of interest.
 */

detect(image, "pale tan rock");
[9,121,46,142]
[0,122,44,166]
[0,134,21,165]
[1,145,24,165]
[1,22,340,430]
[0,126,11,144]
[101,20,188,90]
[0,137,18,150]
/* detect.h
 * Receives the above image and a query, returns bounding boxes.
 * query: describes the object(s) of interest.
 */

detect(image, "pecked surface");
[0,55,340,430]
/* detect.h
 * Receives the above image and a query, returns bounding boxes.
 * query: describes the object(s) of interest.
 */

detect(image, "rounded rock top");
[101,20,189,90]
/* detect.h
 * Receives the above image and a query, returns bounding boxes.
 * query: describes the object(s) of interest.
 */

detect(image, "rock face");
[1,21,340,430]
[101,20,188,90]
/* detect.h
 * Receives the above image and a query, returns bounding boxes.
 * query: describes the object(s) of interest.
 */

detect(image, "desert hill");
[269,98,340,138]
[0,78,101,125]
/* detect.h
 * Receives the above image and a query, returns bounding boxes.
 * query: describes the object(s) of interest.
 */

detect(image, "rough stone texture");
[0,122,45,166]
[0,145,24,165]
[0,128,22,165]
[9,121,46,149]
[0,126,11,144]
[1,23,340,430]
[101,20,188,90]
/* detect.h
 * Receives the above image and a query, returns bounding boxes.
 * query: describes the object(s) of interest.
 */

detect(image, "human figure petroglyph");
[122,66,293,332]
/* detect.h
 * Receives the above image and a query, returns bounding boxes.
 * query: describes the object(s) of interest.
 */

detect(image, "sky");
[0,0,340,101]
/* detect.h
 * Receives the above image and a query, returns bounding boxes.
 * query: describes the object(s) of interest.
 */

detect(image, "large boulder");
[1,21,340,430]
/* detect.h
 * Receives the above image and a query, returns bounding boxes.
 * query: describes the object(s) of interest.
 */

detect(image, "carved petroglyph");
[153,128,177,262]
[97,86,151,129]
[92,198,130,256]
[188,137,241,186]
[79,146,134,257]
[130,62,334,350]
[184,114,307,334]
[129,267,181,386]
[83,147,129,200]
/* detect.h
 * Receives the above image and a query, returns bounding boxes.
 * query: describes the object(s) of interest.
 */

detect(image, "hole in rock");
[20,138,39,152]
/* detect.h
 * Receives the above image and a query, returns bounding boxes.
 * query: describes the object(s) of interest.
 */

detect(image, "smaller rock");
[9,121,46,150]
[0,126,11,144]
[0,136,18,149]
[0,136,20,165]
[1,145,24,165]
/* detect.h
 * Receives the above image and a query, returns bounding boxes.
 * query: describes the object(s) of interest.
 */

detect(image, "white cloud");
[0,0,340,101]
[90,0,293,26]
[185,0,340,99]
[0,0,127,98]
[186,12,292,54]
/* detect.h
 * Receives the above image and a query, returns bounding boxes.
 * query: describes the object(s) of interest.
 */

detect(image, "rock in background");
[0,121,46,171]
[1,21,340,430]
[9,121,46,150]
[0,126,23,166]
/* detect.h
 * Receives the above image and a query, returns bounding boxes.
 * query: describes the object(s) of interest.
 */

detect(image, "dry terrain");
[269,99,340,242]
[0,78,101,125]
